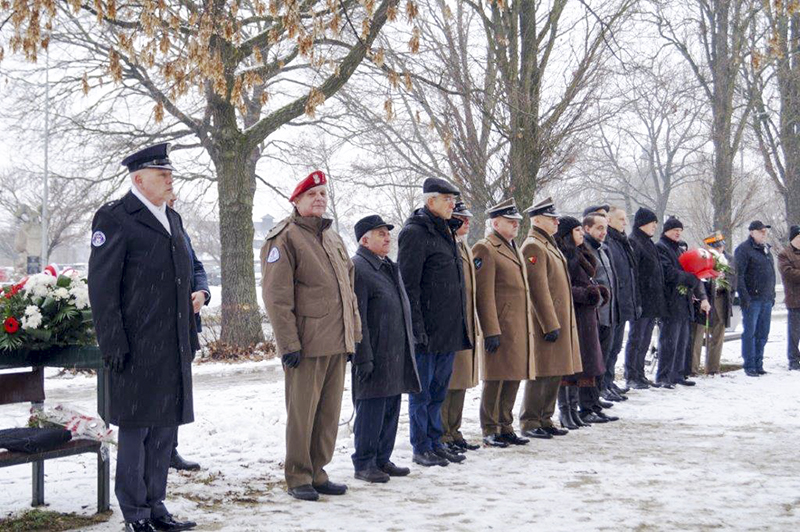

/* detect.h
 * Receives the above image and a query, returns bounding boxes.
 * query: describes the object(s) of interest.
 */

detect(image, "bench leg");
[32,460,44,506]
[98,450,110,513]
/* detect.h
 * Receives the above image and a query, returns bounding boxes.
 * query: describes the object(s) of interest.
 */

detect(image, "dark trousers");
[741,299,773,372]
[597,324,615,390]
[788,308,800,365]
[625,317,656,382]
[408,351,455,454]
[602,321,627,388]
[657,317,691,384]
[479,380,521,436]
[352,395,401,471]
[116,426,176,522]
[520,376,561,430]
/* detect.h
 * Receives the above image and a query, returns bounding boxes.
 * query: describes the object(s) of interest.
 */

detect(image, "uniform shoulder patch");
[528,256,537,265]
[266,247,280,263]
[474,257,483,270]
[91,231,106,247]
[265,218,290,241]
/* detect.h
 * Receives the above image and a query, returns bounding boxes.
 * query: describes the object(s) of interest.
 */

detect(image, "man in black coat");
[88,143,198,532]
[735,220,777,376]
[351,215,421,483]
[398,177,471,468]
[167,196,211,472]
[603,207,640,399]
[655,216,709,388]
[625,208,668,389]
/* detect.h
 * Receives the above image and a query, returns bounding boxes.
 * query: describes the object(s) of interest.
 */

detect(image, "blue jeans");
[408,351,455,454]
[741,300,773,372]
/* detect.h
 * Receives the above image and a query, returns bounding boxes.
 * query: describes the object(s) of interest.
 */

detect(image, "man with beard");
[473,198,535,447]
[261,170,361,501]
[398,178,471,467]
[656,216,710,387]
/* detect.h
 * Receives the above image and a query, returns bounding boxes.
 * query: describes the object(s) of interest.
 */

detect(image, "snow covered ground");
[3,316,800,531]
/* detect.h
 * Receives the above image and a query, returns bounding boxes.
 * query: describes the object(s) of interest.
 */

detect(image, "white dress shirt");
[131,186,171,235]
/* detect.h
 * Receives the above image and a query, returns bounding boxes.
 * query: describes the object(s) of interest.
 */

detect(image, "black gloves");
[282,351,301,369]
[104,352,128,373]
[543,329,560,343]
[484,335,501,353]
[355,361,374,382]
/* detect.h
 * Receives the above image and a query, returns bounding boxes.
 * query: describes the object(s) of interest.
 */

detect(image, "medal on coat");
[474,258,482,270]
[91,231,106,247]
[528,256,537,265]
[267,247,280,263]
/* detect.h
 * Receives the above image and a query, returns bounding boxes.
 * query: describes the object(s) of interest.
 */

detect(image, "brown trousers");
[520,376,561,430]
[691,292,727,374]
[441,389,467,443]
[284,353,346,489]
[479,380,520,436]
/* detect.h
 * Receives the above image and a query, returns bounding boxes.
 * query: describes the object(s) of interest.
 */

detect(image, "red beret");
[289,170,327,202]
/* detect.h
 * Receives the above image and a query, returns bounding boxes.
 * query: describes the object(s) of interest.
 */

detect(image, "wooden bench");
[0,366,110,513]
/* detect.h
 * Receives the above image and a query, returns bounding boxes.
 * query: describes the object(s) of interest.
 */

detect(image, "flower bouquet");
[0,265,95,352]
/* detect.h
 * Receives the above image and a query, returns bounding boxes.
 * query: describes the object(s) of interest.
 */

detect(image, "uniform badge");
[313,173,321,184]
[528,256,537,265]
[474,258,482,270]
[91,231,106,247]
[267,247,280,263]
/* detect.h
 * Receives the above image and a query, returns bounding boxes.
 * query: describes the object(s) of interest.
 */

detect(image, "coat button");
[178,312,182,319]
[177,278,181,285]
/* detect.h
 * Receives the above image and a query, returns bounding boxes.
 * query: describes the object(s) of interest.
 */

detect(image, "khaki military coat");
[260,210,361,357]
[521,227,582,377]
[472,232,536,381]
[449,239,483,389]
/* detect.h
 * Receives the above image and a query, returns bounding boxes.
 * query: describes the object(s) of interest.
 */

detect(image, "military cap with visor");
[121,142,175,173]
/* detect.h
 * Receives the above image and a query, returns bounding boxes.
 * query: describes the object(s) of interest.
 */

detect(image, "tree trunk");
[213,137,265,347]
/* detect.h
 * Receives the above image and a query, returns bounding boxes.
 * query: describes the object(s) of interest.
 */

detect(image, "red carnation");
[4,317,20,334]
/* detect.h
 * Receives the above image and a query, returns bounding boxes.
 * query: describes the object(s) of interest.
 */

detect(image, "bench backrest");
[0,368,45,406]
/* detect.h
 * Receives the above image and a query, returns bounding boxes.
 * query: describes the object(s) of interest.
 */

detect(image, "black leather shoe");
[595,411,619,422]
[453,439,480,451]
[646,379,662,388]
[446,442,466,454]
[151,514,196,531]
[598,398,614,408]
[655,381,675,389]
[483,434,509,448]
[354,468,390,483]
[543,426,568,436]
[288,484,319,501]
[612,382,629,395]
[757,369,768,375]
[745,370,760,377]
[499,432,530,445]
[628,380,649,390]
[521,428,553,439]
[313,480,347,495]
[126,520,157,532]
[675,378,696,386]
[579,411,610,424]
[380,461,410,476]
[170,451,201,471]
[790,361,800,371]
[572,408,590,427]
[433,446,466,463]
[413,451,448,467]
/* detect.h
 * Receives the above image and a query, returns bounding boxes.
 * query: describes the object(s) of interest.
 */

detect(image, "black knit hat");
[633,207,658,228]
[790,225,800,242]
[556,216,582,240]
[662,216,684,233]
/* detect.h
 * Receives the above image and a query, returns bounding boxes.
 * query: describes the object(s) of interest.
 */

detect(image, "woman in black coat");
[554,217,610,429]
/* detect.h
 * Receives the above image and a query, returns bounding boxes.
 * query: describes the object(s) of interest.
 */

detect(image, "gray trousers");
[116,426,176,522]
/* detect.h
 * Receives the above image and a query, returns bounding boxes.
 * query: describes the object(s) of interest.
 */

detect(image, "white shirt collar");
[131,186,171,235]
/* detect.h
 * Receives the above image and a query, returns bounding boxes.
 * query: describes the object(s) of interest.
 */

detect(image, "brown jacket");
[260,210,361,357]
[450,239,483,389]
[778,244,800,309]
[473,232,536,381]
[521,227,582,377]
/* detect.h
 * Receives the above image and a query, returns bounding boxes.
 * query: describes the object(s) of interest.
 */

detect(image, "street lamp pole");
[41,46,49,267]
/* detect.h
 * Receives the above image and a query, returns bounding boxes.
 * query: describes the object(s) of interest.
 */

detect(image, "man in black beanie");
[625,207,666,388]
[655,216,710,387]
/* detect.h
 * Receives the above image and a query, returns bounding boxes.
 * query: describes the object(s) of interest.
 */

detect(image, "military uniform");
[472,199,536,444]
[441,203,483,448]
[520,199,581,433]
[260,173,361,492]
[88,144,198,530]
